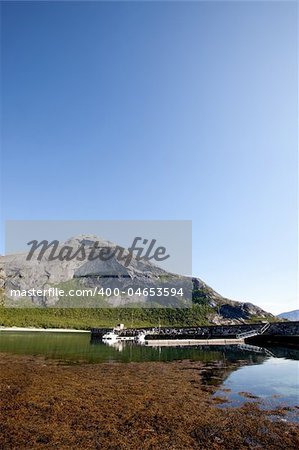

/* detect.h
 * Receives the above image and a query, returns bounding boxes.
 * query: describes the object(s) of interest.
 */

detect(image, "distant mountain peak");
[278,310,299,321]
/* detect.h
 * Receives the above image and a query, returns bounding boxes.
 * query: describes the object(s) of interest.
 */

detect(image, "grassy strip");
[0,306,214,329]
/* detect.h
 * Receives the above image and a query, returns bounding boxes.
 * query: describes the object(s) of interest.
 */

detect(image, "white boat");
[102,331,136,342]
[102,328,146,344]
[102,331,119,342]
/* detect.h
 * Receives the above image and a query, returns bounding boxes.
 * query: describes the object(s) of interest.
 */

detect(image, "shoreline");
[0,326,90,333]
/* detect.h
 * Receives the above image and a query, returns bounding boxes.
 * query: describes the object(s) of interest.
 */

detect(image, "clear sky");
[1,1,297,314]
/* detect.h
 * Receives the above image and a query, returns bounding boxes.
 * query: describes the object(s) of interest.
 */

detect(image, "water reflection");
[1,331,298,364]
[212,356,299,413]
[0,332,298,410]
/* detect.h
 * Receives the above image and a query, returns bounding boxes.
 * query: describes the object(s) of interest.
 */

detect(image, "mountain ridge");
[0,235,273,324]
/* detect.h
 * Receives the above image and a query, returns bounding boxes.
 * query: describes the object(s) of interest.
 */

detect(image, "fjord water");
[213,357,299,410]
[0,332,298,410]
[0,331,286,364]
[0,331,272,364]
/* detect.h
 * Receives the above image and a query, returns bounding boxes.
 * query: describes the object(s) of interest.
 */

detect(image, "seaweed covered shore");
[0,354,298,449]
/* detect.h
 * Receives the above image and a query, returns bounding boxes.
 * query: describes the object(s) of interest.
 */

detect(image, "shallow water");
[214,357,299,410]
[0,331,298,411]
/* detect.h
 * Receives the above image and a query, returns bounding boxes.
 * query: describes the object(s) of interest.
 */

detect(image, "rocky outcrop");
[219,303,270,320]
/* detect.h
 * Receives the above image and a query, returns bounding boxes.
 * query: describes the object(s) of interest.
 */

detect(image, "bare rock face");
[0,263,5,289]
[219,303,270,320]
[0,235,273,321]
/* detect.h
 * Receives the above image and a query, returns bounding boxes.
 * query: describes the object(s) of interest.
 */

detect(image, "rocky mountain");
[278,310,299,321]
[0,235,273,323]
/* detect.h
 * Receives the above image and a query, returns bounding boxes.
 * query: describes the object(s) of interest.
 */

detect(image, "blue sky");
[1,1,297,314]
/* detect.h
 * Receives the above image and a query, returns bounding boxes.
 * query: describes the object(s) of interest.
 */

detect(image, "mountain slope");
[0,235,273,324]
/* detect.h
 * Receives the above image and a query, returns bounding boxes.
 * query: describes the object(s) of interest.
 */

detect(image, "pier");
[144,338,245,346]
[91,321,299,347]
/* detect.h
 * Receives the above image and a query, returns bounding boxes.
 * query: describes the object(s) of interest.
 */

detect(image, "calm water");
[213,357,299,412]
[0,332,298,411]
